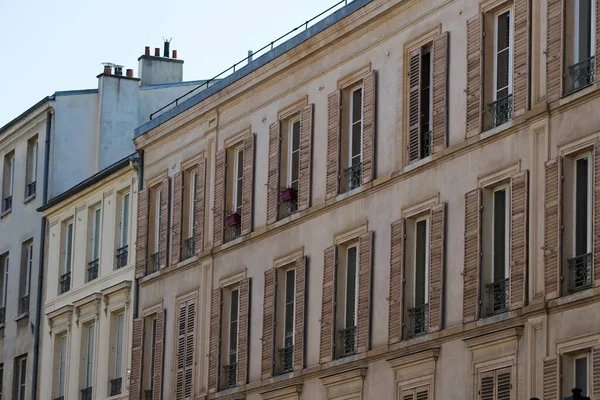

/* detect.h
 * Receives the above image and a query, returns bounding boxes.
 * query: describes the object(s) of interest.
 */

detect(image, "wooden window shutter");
[241,134,255,236]
[298,104,314,211]
[129,318,144,400]
[402,386,429,400]
[543,355,559,400]
[194,158,206,255]
[496,368,511,400]
[592,345,600,398]
[135,189,148,278]
[237,278,251,386]
[159,178,170,269]
[261,269,277,379]
[184,301,195,399]
[432,32,449,153]
[479,370,494,400]
[266,121,281,225]
[594,143,600,287]
[546,0,564,102]
[544,157,562,300]
[429,203,445,333]
[152,309,165,400]
[408,47,422,164]
[320,245,337,363]
[389,218,405,344]
[171,171,183,266]
[362,71,376,184]
[513,0,529,117]
[597,1,600,83]
[463,188,482,323]
[213,150,226,248]
[466,14,484,138]
[510,171,529,309]
[356,231,373,354]
[326,91,341,199]
[293,256,307,371]
[208,288,222,392]
[176,303,186,399]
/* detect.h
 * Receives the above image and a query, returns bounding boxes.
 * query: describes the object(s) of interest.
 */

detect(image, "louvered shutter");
[510,171,528,309]
[237,278,251,386]
[362,71,376,184]
[544,158,562,300]
[171,171,183,265]
[152,309,165,400]
[176,303,187,400]
[408,48,422,164]
[266,121,281,225]
[543,355,559,400]
[298,104,313,211]
[194,157,206,255]
[241,134,255,236]
[546,0,564,102]
[320,246,337,363]
[213,150,226,247]
[496,368,511,400]
[401,386,429,400]
[463,188,482,323]
[389,219,405,344]
[293,256,307,371]
[208,288,222,392]
[513,0,529,117]
[592,345,600,398]
[158,178,169,268]
[466,14,483,138]
[480,371,494,400]
[357,231,373,354]
[429,203,445,333]
[432,31,449,153]
[326,91,341,199]
[184,301,195,399]
[261,269,276,379]
[129,318,144,400]
[135,189,148,278]
[594,144,600,287]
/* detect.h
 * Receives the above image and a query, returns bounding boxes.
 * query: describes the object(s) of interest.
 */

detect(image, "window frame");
[232,147,244,215]
[282,266,296,347]
[188,169,197,239]
[1,253,8,309]
[491,184,510,280]
[85,322,95,388]
[16,356,27,400]
[58,333,68,397]
[573,353,590,395]
[119,191,131,248]
[26,137,38,186]
[287,117,301,190]
[344,243,359,329]
[419,44,434,139]
[413,215,431,306]
[492,6,514,101]
[113,311,125,379]
[90,205,102,262]
[573,0,596,62]
[63,221,74,275]
[348,86,364,168]
[572,152,593,256]
[154,189,162,252]
[8,153,15,198]
[23,241,33,298]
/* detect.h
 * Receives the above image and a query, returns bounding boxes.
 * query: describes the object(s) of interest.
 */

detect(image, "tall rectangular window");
[336,242,359,357]
[575,355,589,395]
[288,120,300,191]
[90,207,101,262]
[57,334,67,398]
[283,269,296,348]
[20,240,32,314]
[143,316,157,394]
[494,10,513,102]
[493,187,509,282]
[228,289,239,366]
[233,149,244,216]
[420,45,433,158]
[63,221,73,275]
[349,88,363,169]
[16,356,26,400]
[188,170,197,238]
[574,0,595,63]
[26,137,38,198]
[154,190,161,254]
[0,253,8,311]
[182,167,197,258]
[119,192,130,249]
[2,151,15,211]
[414,219,429,307]
[85,323,95,389]
[115,313,124,379]
[344,246,358,330]
[574,155,592,257]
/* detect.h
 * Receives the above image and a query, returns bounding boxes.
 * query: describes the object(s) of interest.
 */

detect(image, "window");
[233,148,244,216]
[19,240,33,315]
[60,220,74,294]
[176,299,196,399]
[278,117,301,218]
[149,186,162,273]
[182,167,197,258]
[0,363,3,400]
[221,287,239,389]
[143,315,157,397]
[0,253,8,318]
[53,334,67,399]
[408,42,434,162]
[561,352,590,397]
[109,312,125,395]
[2,151,15,212]
[340,86,363,192]
[224,145,244,242]
[405,216,430,337]
[116,191,130,269]
[81,323,95,394]
[566,0,596,92]
[15,356,26,400]
[335,242,359,357]
[26,137,38,198]
[87,206,101,282]
[575,355,589,395]
[478,367,512,400]
[275,267,296,373]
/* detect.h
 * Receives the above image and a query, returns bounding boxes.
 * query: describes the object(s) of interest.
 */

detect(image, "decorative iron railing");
[407,303,429,338]
[0,307,5,325]
[282,198,298,218]
[421,130,432,159]
[3,196,11,212]
[115,246,128,269]
[87,259,99,281]
[144,389,153,400]
[20,295,29,315]
[338,325,357,357]
[224,218,242,243]
[54,397,64,400]
[59,272,71,294]
[344,163,363,192]
[80,387,92,400]
[27,182,36,198]
[109,377,122,396]
[184,236,195,259]
[486,278,509,315]
[222,363,237,389]
[568,253,593,293]
[151,252,160,272]
[278,345,294,374]
[568,56,595,94]
[489,94,513,129]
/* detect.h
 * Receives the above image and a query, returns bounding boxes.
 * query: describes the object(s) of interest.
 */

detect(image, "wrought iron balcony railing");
[150,252,160,272]
[224,215,242,243]
[0,307,5,325]
[278,345,294,374]
[281,198,298,219]
[20,295,29,315]
[116,245,128,269]
[59,272,71,294]
[184,236,195,259]
[144,389,153,400]
[338,325,357,358]
[222,363,237,389]
[421,130,432,159]
[489,94,513,129]
[568,252,593,293]
[27,181,36,198]
[3,196,12,212]
[486,278,509,315]
[81,386,92,400]
[344,162,363,192]
[87,259,99,281]
[407,303,429,338]
[568,56,595,94]
[54,397,64,400]
[109,377,122,396]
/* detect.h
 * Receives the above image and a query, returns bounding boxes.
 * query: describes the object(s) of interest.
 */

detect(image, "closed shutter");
[479,368,512,400]
[171,171,183,265]
[432,31,449,153]
[326,91,341,199]
[176,300,195,400]
[408,47,422,164]
[401,386,429,400]
[135,189,148,278]
[544,157,562,300]
[496,368,511,400]
[266,121,281,225]
[362,70,376,184]
[463,188,482,323]
[597,0,600,83]
[293,256,307,371]
[513,0,529,117]
[510,171,529,309]
[158,178,169,268]
[241,134,255,236]
[213,150,226,247]
[466,14,483,138]
[194,157,206,255]
[261,269,276,379]
[208,288,222,392]
[546,0,564,102]
[356,231,373,354]
[298,104,314,211]
[129,318,144,400]
[320,246,337,363]
[176,303,186,399]
[594,144,600,287]
[389,219,405,344]
[592,345,600,398]
[543,355,559,400]
[480,371,494,400]
[237,278,251,386]
[429,203,445,333]
[152,309,165,400]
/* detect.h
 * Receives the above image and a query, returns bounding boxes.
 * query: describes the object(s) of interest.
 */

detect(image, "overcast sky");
[0,0,340,127]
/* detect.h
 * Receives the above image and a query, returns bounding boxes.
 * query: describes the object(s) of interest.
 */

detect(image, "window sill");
[23,194,36,204]
[404,155,432,173]
[0,323,5,329]
[555,82,598,108]
[15,311,29,321]
[0,208,11,219]
[480,118,515,141]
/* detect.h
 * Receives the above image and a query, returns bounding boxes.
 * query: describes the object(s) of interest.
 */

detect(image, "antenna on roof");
[163,37,173,57]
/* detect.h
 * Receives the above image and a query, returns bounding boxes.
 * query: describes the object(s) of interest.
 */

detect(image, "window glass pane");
[93,208,101,259]
[352,89,362,124]
[59,335,67,396]
[19,359,26,400]
[496,12,511,98]
[575,357,588,395]
[415,220,427,306]
[284,269,295,346]
[116,313,124,377]
[291,121,300,189]
[420,49,432,135]
[345,247,358,327]
[578,0,593,61]
[236,150,244,213]
[122,193,130,246]
[189,173,196,236]
[150,318,157,388]
[576,157,589,256]
[493,189,507,281]
[229,290,239,364]
[86,324,95,387]
[66,223,73,273]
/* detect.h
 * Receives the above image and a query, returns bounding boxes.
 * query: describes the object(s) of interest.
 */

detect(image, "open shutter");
[266,121,281,225]
[152,309,165,400]
[237,278,251,386]
[320,246,337,363]
[261,269,277,379]
[293,256,307,371]
[208,288,222,392]
[408,48,422,164]
[546,0,564,102]
[510,171,529,309]
[135,189,148,278]
[171,171,183,265]
[356,231,373,354]
[194,157,206,255]
[176,303,187,400]
[466,14,483,138]
[213,150,226,247]
[159,178,169,268]
[432,32,449,153]
[592,345,600,398]
[513,0,529,117]
[543,355,559,400]
[544,157,562,300]
[298,104,314,211]
[184,300,195,399]
[241,134,255,236]
[129,318,144,400]
[326,91,341,199]
[463,188,482,323]
[594,143,600,287]
[429,203,445,333]
[362,71,376,184]
[389,219,405,344]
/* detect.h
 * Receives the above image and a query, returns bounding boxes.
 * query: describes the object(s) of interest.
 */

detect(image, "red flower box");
[280,187,297,202]
[226,212,241,227]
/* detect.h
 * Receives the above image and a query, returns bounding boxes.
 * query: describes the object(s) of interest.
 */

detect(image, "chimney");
[154,47,160,56]
[164,40,171,58]
[103,65,112,75]
[248,50,254,64]
[172,50,178,59]
[138,40,184,85]
[126,69,134,78]
[145,46,150,56]
[114,65,123,76]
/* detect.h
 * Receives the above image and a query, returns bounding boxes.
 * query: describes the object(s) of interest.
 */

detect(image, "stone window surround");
[387,348,439,400]
[320,367,367,400]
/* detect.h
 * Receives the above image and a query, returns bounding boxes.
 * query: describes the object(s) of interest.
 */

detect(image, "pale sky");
[0,0,341,127]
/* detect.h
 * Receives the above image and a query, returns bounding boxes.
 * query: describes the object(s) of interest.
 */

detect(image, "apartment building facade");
[131,0,600,399]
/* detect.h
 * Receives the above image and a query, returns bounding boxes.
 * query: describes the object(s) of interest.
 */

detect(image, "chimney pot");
[163,40,170,58]
[172,50,178,59]
[103,65,112,75]
[144,46,150,56]
[154,47,160,57]
[126,69,134,78]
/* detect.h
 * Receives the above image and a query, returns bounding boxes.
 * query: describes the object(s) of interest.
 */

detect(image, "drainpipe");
[31,106,54,400]
[134,150,143,318]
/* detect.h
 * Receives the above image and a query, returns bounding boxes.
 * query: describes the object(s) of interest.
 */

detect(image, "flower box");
[226,212,241,227]
[280,187,297,203]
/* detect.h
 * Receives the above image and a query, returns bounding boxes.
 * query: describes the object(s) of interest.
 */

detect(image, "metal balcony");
[20,295,29,315]
[421,130,432,159]
[407,303,429,338]
[59,272,71,294]
[344,162,363,192]
[489,94,513,129]
[278,345,294,374]
[80,387,92,400]
[109,377,122,396]
[567,253,593,293]
[568,56,595,94]
[184,236,195,259]
[338,325,357,357]
[224,214,242,243]
[3,196,11,211]
[144,390,153,400]
[150,252,160,272]
[115,245,128,269]
[222,363,237,389]
[0,307,5,325]
[486,278,509,315]
[87,259,99,281]
[26,181,36,198]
